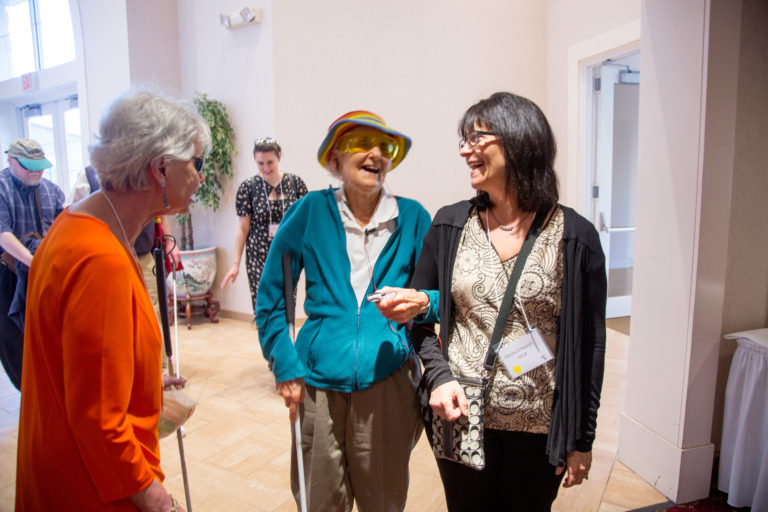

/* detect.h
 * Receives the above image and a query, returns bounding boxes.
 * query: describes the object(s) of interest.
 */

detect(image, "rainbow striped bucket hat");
[317,110,412,171]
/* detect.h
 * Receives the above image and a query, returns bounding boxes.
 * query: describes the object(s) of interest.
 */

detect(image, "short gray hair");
[90,90,211,192]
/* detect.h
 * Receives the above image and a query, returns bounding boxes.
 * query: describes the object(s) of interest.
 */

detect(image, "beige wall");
[712,0,768,449]
[176,0,277,316]
[272,0,546,219]
[126,0,180,94]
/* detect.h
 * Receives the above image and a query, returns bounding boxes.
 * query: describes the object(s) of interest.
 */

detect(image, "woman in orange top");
[16,90,210,512]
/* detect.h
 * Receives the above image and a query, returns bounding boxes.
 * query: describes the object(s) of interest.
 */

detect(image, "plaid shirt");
[0,167,65,245]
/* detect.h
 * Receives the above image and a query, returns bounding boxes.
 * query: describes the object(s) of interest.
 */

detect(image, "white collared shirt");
[335,186,399,307]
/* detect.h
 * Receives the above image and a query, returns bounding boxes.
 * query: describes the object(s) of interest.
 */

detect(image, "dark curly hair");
[253,137,282,158]
[459,92,558,213]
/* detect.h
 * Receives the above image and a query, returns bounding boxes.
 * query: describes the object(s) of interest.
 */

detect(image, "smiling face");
[331,126,392,199]
[163,144,204,214]
[459,122,507,197]
[8,158,44,187]
[254,151,281,180]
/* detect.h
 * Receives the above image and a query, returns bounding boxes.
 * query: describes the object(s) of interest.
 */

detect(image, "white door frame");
[566,21,640,318]
[566,21,641,216]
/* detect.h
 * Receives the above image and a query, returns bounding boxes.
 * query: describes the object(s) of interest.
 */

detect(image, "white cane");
[154,248,193,511]
[282,252,307,512]
[172,267,180,373]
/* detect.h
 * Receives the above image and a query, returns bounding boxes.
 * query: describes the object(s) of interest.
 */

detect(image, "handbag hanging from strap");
[1,188,45,274]
[430,210,545,470]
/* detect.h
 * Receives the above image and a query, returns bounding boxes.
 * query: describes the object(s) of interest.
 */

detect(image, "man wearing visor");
[0,138,64,389]
[256,111,437,511]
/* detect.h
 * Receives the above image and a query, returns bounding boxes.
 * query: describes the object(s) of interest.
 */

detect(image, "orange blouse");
[16,209,164,510]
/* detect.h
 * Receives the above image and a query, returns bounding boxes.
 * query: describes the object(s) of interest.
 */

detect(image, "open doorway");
[584,50,640,319]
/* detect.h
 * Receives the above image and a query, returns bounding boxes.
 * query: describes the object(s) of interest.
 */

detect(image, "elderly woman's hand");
[162,374,187,390]
[129,479,183,512]
[276,378,305,422]
[430,380,468,422]
[167,242,181,270]
[556,450,592,487]
[375,287,429,324]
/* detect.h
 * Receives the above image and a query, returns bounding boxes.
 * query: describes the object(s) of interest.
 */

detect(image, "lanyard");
[482,209,544,371]
[261,176,285,225]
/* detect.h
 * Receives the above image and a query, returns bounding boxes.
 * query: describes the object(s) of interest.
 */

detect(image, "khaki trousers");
[291,365,423,512]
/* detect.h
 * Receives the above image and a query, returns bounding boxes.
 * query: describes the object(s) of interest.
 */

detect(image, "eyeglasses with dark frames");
[459,130,497,150]
[192,155,205,173]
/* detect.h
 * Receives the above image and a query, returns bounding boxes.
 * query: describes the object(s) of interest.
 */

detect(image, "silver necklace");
[484,209,533,328]
[489,208,531,233]
[101,191,147,290]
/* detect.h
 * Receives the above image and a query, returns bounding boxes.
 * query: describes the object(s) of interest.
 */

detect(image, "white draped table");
[718,328,768,511]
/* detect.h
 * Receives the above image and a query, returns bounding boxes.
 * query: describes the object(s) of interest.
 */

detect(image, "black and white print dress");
[235,173,308,311]
[448,206,564,433]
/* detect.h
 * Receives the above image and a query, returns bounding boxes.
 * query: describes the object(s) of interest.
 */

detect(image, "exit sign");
[21,72,38,91]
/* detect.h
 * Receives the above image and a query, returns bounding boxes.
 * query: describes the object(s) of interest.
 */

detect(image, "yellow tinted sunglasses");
[336,130,400,160]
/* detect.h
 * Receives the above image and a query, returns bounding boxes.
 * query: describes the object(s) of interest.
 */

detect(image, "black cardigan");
[410,200,607,466]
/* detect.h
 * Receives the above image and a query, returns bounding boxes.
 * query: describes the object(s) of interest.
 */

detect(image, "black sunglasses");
[192,155,204,173]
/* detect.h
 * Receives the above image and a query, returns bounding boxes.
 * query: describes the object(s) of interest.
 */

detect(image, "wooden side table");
[169,291,220,329]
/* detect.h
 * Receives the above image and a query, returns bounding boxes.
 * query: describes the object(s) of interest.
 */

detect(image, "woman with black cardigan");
[377,92,607,511]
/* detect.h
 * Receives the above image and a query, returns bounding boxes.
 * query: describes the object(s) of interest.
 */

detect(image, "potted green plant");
[174,93,236,297]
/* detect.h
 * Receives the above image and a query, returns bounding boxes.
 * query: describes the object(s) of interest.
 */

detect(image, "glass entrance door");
[20,95,81,199]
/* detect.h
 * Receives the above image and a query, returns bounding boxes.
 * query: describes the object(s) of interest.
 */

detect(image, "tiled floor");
[0,315,671,511]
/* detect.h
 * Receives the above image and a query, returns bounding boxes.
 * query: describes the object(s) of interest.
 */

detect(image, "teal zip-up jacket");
[255,188,436,392]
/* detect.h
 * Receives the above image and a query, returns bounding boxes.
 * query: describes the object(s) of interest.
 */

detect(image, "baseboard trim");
[218,309,306,328]
[218,309,253,323]
[619,413,714,503]
[628,502,675,512]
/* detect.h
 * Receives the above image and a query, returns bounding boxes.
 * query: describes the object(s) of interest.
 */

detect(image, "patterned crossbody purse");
[430,211,544,470]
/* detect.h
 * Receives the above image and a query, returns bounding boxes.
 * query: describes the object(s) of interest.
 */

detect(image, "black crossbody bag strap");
[483,211,544,371]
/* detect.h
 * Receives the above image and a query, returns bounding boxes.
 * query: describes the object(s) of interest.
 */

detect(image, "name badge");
[268,222,280,238]
[497,327,554,379]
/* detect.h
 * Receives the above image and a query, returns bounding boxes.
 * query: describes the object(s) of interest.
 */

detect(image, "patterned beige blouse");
[447,206,564,433]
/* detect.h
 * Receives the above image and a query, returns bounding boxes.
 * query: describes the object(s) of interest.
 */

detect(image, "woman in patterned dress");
[220,138,307,312]
[378,92,607,511]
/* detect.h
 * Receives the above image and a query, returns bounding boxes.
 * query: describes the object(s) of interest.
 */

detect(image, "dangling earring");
[161,181,170,208]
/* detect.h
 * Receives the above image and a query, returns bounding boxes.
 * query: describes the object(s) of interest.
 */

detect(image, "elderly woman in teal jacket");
[255,111,437,512]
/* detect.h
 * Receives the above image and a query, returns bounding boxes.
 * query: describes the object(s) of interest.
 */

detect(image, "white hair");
[90,89,211,192]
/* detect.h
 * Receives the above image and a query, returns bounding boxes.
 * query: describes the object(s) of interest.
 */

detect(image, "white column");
[619,0,742,503]
[73,0,131,147]
[72,0,181,149]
